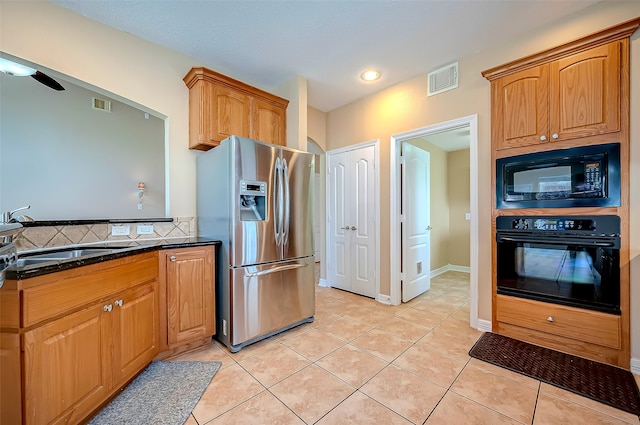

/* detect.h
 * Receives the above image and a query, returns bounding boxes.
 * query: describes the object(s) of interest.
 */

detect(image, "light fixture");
[360,70,381,82]
[0,57,65,91]
[0,57,36,76]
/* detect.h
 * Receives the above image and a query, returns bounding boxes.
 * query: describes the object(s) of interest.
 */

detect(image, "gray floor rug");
[89,361,221,425]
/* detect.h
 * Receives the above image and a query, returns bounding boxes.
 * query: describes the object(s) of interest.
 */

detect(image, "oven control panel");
[511,218,596,231]
[497,215,620,235]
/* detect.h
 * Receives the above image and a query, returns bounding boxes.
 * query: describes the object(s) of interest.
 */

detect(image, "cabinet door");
[252,98,287,146]
[23,304,111,425]
[112,282,159,385]
[213,84,251,142]
[493,65,549,150]
[165,247,215,346]
[549,41,621,141]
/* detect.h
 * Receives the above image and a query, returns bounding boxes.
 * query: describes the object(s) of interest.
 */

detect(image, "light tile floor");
[174,271,640,425]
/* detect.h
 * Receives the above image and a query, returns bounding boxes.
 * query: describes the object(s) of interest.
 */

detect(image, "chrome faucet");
[2,205,31,223]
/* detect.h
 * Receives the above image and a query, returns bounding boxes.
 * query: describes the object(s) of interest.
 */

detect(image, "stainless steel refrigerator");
[197,136,315,352]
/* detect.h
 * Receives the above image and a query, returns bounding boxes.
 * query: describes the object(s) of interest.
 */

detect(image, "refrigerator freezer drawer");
[228,256,315,350]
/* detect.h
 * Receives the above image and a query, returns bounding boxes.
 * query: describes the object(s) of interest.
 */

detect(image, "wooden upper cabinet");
[212,84,251,141]
[494,65,549,149]
[549,41,621,141]
[184,67,289,150]
[482,17,640,152]
[491,40,622,151]
[252,97,286,146]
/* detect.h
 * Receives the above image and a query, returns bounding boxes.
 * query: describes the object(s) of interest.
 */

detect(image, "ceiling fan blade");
[31,71,65,91]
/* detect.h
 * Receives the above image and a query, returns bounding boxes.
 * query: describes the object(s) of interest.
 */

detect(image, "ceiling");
[51,0,600,112]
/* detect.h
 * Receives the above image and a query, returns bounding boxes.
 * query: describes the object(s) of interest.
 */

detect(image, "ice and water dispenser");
[239,180,267,221]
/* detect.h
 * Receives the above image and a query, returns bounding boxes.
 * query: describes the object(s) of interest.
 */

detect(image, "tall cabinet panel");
[482,18,639,368]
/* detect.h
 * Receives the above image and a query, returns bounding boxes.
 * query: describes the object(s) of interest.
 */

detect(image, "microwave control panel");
[584,161,602,191]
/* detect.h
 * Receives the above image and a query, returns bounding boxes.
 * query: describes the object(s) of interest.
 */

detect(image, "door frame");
[390,115,480,329]
[325,139,381,300]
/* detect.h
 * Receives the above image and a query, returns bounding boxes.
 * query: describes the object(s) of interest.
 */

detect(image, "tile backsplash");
[15,217,195,251]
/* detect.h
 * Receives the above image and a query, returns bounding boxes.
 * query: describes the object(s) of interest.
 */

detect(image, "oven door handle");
[496,236,616,247]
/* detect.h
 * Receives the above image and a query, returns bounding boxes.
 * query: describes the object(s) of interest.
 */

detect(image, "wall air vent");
[92,97,111,112]
[428,62,458,97]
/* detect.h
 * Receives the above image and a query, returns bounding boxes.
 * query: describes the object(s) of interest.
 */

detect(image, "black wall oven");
[496,215,620,315]
[496,143,620,209]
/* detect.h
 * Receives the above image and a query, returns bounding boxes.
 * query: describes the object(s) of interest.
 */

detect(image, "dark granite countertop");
[6,237,221,280]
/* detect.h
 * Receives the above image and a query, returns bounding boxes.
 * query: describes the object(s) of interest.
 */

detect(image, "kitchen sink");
[17,246,129,267]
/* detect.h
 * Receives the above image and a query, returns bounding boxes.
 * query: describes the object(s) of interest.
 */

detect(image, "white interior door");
[328,146,376,298]
[402,143,431,302]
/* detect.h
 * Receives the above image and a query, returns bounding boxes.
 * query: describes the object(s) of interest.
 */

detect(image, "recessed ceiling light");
[360,70,381,82]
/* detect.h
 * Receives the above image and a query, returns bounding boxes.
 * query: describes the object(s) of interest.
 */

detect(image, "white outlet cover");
[137,225,154,235]
[111,225,130,236]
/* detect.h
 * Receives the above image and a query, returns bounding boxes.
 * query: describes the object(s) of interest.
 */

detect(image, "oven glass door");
[497,237,620,314]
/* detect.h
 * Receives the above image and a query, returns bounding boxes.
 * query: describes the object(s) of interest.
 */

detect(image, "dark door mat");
[469,332,640,417]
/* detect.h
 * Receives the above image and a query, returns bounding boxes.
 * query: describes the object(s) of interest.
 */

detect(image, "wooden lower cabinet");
[23,303,111,425]
[495,294,622,365]
[23,281,158,425]
[112,283,158,385]
[0,252,160,425]
[158,246,216,355]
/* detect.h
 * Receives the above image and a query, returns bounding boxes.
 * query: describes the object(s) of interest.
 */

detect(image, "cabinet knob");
[103,304,113,312]
[540,135,547,141]
[170,255,177,262]
[114,299,124,307]
[547,316,554,323]
[552,133,559,139]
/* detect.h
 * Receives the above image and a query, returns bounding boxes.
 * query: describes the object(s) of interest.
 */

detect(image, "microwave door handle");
[497,236,615,247]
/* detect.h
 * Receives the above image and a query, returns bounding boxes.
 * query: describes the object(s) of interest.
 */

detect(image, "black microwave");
[496,143,620,209]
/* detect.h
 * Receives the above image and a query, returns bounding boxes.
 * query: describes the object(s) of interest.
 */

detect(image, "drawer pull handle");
[103,304,113,312]
[114,299,124,307]
[547,316,554,323]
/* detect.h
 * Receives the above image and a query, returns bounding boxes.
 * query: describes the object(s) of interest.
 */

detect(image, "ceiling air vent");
[428,62,458,97]
[92,97,111,112]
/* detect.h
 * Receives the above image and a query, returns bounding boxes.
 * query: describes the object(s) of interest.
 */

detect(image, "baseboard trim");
[430,264,471,278]
[318,278,330,287]
[377,294,391,305]
[631,358,640,375]
[477,319,492,332]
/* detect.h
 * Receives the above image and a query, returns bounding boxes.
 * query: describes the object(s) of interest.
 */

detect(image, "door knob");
[426,226,433,231]
[350,226,357,231]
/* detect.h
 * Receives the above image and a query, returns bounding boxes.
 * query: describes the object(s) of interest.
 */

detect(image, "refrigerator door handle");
[245,262,308,277]
[282,158,290,247]
[273,157,282,247]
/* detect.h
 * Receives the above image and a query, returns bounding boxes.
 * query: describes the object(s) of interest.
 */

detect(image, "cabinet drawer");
[22,253,158,328]
[496,295,620,349]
